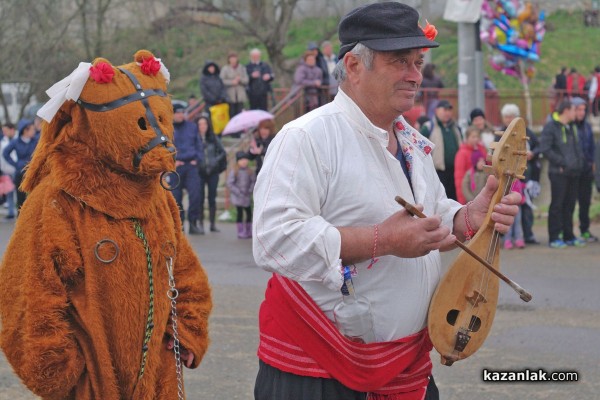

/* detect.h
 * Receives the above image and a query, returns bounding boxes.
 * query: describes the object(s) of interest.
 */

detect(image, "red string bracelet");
[367,224,379,269]
[464,201,476,241]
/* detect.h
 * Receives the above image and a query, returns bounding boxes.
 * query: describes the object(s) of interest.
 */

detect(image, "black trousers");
[521,202,535,241]
[249,93,268,111]
[254,360,439,400]
[548,173,580,242]
[437,167,457,201]
[578,171,594,234]
[236,206,252,223]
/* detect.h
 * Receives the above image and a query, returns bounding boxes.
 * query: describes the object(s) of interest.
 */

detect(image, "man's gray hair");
[501,103,520,117]
[332,43,375,83]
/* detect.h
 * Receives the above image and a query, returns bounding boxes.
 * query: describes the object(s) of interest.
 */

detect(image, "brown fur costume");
[0,50,212,399]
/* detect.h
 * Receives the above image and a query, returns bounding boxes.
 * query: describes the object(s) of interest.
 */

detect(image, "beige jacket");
[220,63,249,104]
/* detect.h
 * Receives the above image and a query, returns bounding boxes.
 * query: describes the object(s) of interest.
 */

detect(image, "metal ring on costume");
[94,239,120,264]
[167,288,179,300]
[161,241,177,259]
[160,170,180,191]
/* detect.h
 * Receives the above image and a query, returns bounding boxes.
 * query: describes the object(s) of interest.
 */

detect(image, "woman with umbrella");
[248,118,276,176]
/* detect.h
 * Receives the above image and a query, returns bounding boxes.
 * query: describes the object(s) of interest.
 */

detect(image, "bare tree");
[0,0,81,123]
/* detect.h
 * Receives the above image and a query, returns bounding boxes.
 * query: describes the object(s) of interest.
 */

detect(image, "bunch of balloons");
[480,0,546,81]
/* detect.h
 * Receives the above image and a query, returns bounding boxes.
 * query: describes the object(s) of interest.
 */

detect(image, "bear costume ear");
[134,49,170,84]
[90,58,115,84]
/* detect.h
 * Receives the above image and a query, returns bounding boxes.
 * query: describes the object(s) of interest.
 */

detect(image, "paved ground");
[0,213,599,400]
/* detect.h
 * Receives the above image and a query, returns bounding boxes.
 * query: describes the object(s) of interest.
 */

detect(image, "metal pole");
[474,20,485,112]
[458,22,476,132]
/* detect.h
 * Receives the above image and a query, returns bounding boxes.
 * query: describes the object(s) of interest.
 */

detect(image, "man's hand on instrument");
[470,175,521,235]
[379,205,456,258]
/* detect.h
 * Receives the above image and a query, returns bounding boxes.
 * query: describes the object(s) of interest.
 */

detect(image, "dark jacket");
[574,119,595,175]
[500,125,541,182]
[199,136,227,178]
[2,135,38,172]
[539,115,584,176]
[246,61,274,97]
[292,62,323,94]
[173,121,203,163]
[200,61,228,108]
[315,50,330,86]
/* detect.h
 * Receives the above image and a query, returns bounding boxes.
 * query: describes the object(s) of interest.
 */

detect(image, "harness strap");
[77,89,166,112]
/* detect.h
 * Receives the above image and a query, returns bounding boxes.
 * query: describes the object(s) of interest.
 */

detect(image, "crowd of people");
[553,65,600,116]
[0,2,598,399]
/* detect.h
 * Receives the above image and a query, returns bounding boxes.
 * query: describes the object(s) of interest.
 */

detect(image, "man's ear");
[344,53,363,85]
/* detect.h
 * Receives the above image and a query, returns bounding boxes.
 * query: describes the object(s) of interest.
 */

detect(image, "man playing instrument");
[252,3,521,399]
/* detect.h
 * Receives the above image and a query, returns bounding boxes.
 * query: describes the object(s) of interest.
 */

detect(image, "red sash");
[258,274,433,399]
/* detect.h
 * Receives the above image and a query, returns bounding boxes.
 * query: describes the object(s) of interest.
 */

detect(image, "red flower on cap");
[140,57,161,76]
[89,62,114,84]
[420,21,438,53]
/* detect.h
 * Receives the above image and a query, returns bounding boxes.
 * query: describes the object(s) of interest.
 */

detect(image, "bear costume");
[0,50,212,399]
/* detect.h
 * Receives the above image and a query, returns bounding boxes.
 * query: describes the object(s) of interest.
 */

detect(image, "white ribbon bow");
[37,62,92,122]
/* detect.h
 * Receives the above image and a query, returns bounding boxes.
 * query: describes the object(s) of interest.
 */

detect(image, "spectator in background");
[499,103,542,244]
[454,126,487,205]
[200,60,228,110]
[0,123,17,219]
[2,120,38,212]
[553,67,568,106]
[414,115,430,131]
[420,100,462,201]
[566,68,586,99]
[172,104,204,235]
[293,51,323,112]
[571,97,598,242]
[420,63,444,120]
[539,99,585,248]
[197,115,227,234]
[469,107,495,150]
[307,42,330,105]
[248,118,276,176]
[321,40,339,98]
[462,150,488,202]
[220,51,249,118]
[246,48,275,111]
[227,151,255,239]
[503,179,526,249]
[588,66,600,117]
[33,116,43,137]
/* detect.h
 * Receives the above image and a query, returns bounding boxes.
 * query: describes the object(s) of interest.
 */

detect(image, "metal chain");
[132,219,155,379]
[166,256,185,400]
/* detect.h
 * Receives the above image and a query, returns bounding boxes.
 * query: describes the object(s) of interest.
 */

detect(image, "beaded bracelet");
[464,201,476,241]
[366,224,380,269]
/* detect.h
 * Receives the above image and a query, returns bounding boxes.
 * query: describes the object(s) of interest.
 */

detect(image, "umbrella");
[222,109,274,135]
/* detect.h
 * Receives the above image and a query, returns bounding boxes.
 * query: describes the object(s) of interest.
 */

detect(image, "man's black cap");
[436,100,453,109]
[338,2,439,59]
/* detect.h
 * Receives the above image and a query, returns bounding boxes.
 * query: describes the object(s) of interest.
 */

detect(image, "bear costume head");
[25,50,177,218]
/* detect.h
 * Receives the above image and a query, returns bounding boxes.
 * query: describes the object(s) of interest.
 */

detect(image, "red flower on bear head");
[89,62,114,84]
[140,57,161,76]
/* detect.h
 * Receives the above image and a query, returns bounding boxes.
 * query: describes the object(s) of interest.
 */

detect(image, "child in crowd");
[462,150,488,202]
[504,179,527,249]
[454,126,487,204]
[227,151,256,239]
